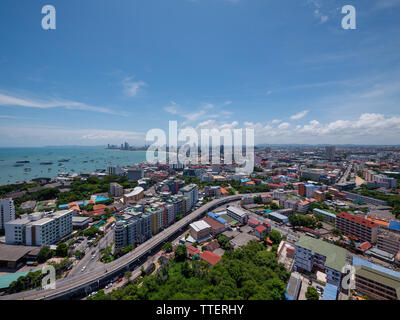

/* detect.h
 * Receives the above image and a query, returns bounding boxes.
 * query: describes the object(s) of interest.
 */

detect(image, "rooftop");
[296,236,347,272]
[337,212,379,229]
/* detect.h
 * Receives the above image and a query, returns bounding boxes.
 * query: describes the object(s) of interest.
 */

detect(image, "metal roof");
[296,236,347,272]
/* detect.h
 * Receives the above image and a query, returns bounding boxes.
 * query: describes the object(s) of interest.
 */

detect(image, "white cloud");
[290,110,309,120]
[0,92,121,115]
[122,77,147,97]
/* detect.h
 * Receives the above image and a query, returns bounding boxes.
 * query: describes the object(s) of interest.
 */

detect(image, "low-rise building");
[189,220,212,242]
[294,236,347,287]
[226,206,249,224]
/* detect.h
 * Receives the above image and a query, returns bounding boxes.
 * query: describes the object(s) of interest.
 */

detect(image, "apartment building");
[178,184,199,211]
[127,167,144,182]
[377,228,400,255]
[114,208,152,249]
[124,186,144,203]
[353,257,400,300]
[5,210,73,246]
[0,198,15,230]
[336,212,379,243]
[110,182,123,197]
[294,236,347,287]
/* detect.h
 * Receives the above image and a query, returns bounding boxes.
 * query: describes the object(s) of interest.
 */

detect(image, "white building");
[178,184,199,211]
[294,236,347,287]
[0,198,15,230]
[226,206,249,224]
[5,210,73,246]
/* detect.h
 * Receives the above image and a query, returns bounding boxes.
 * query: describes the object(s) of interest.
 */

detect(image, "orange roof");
[199,251,221,265]
[366,217,389,227]
[93,204,106,211]
[220,187,229,195]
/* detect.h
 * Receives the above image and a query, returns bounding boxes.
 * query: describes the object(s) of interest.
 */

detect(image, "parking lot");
[298,275,326,300]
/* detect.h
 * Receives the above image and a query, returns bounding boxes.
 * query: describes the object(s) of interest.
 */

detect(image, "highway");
[0,194,244,300]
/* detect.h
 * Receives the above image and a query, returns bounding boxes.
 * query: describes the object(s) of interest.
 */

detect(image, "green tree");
[162,242,173,253]
[38,246,53,263]
[269,230,282,245]
[305,286,319,300]
[56,242,68,257]
[174,245,187,262]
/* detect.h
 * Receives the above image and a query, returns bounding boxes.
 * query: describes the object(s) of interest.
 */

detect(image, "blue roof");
[241,178,251,183]
[389,221,400,232]
[268,211,289,221]
[322,283,338,300]
[313,208,336,219]
[353,256,400,279]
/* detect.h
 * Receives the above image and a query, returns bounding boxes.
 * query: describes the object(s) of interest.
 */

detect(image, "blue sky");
[0,0,399,146]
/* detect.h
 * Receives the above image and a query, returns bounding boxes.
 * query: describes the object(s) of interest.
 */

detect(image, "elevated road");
[1,194,245,300]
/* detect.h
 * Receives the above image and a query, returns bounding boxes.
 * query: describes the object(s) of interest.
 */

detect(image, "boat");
[24,168,32,172]
[40,162,53,165]
[13,164,24,167]
[58,159,70,162]
[16,160,30,164]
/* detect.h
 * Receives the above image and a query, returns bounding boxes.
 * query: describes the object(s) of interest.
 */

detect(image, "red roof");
[338,212,379,229]
[356,241,372,252]
[199,251,221,265]
[202,217,225,231]
[254,225,267,233]
[187,245,200,256]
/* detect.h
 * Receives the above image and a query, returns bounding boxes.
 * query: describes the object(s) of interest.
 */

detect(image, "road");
[0,193,246,300]
[68,229,115,278]
[337,162,353,184]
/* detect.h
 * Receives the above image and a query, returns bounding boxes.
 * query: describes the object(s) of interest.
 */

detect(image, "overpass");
[1,194,245,300]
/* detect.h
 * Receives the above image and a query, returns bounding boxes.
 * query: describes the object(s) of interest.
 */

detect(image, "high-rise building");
[110,182,123,197]
[0,198,15,230]
[178,184,199,211]
[325,146,336,161]
[127,167,144,182]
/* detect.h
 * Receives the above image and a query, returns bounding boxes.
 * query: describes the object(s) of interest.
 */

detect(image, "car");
[91,255,96,260]
[117,277,123,283]
[316,285,324,291]
[308,280,312,285]
[81,266,86,272]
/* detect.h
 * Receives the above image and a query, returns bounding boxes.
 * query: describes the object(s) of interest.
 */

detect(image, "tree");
[38,246,53,263]
[74,250,84,260]
[174,245,187,262]
[162,242,173,253]
[269,230,282,245]
[56,242,68,257]
[305,286,319,300]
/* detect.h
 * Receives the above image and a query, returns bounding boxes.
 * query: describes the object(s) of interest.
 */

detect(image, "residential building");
[5,210,73,246]
[124,186,144,203]
[353,256,400,300]
[294,236,347,287]
[199,251,221,265]
[127,167,144,182]
[254,225,268,239]
[377,228,400,255]
[0,199,15,230]
[110,182,123,197]
[336,212,379,243]
[178,184,199,211]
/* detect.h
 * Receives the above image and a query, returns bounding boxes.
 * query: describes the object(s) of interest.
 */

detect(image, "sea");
[0,146,148,185]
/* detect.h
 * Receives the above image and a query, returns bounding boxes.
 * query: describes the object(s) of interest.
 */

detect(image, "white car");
[81,266,86,272]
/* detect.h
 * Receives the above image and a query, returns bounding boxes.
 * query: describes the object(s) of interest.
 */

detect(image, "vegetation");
[162,242,173,253]
[38,246,53,263]
[289,214,317,229]
[305,286,319,300]
[55,242,69,257]
[88,241,289,300]
[216,234,233,251]
[268,230,282,245]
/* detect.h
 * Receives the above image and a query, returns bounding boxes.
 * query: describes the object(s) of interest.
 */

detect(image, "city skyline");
[0,0,399,146]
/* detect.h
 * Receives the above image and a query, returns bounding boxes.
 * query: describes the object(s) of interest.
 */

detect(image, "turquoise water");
[0,146,148,185]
